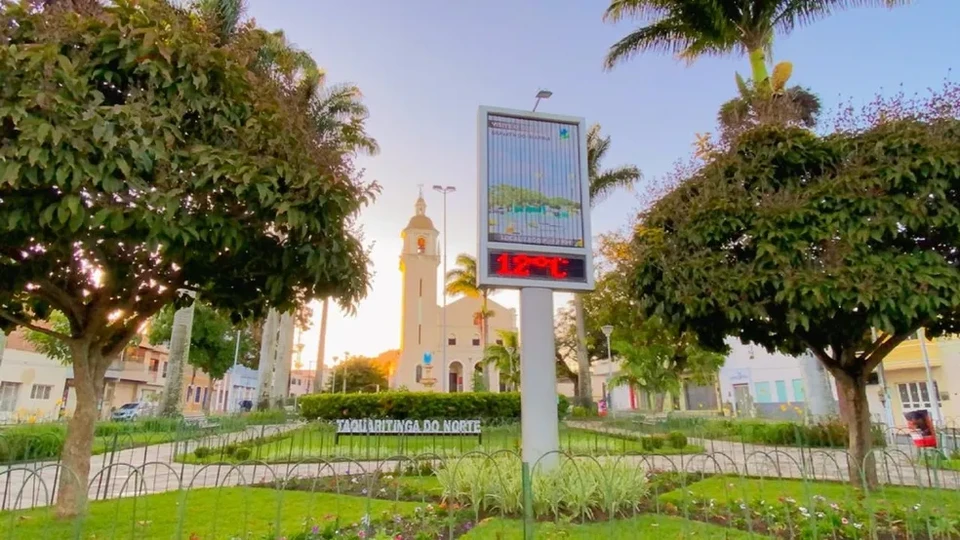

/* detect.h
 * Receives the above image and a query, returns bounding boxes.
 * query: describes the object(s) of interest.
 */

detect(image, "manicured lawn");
[0,487,419,539]
[659,475,960,514]
[178,424,703,463]
[462,514,768,539]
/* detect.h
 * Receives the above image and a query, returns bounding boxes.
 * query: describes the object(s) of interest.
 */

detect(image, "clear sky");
[245,0,959,370]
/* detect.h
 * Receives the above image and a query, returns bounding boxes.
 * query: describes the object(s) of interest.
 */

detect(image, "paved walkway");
[4,422,958,510]
[567,421,960,490]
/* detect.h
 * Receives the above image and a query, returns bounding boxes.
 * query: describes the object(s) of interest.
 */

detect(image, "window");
[898,381,941,411]
[448,334,457,346]
[186,386,193,403]
[754,381,772,404]
[198,388,205,403]
[30,384,52,400]
[418,325,422,345]
[149,359,159,372]
[416,236,426,254]
[419,279,423,297]
[0,382,20,413]
[415,365,423,383]
[162,362,168,378]
[791,379,805,402]
[774,380,788,403]
[472,334,481,347]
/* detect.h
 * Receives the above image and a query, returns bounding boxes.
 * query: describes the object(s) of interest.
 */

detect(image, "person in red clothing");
[904,409,937,448]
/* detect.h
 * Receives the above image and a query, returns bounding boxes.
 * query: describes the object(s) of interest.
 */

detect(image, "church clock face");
[416,236,426,254]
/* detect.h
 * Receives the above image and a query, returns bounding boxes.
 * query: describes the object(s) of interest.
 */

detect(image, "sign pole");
[519,287,560,470]
[477,106,593,474]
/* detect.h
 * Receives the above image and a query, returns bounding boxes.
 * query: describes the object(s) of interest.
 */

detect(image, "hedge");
[300,392,570,422]
[661,417,887,448]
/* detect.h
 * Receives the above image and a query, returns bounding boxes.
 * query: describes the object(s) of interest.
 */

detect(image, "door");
[733,383,752,417]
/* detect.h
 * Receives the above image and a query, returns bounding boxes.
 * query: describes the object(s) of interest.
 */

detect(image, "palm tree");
[603,0,907,89]
[195,1,378,396]
[718,62,820,139]
[445,254,494,388]
[483,330,520,391]
[572,125,641,408]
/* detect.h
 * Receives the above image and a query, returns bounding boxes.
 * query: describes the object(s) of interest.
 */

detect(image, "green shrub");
[570,406,592,418]
[193,446,211,459]
[435,456,648,520]
[223,444,238,456]
[0,424,66,462]
[666,431,688,449]
[557,394,571,419]
[234,447,252,460]
[298,392,522,421]
[640,435,665,451]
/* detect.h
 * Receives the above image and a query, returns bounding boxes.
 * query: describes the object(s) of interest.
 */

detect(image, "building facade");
[393,192,518,391]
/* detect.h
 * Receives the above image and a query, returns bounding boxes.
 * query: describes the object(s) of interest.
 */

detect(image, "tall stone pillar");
[159,291,197,416]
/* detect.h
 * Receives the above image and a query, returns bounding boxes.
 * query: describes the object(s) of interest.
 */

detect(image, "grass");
[659,475,960,515]
[462,514,767,539]
[0,487,419,540]
[177,424,704,464]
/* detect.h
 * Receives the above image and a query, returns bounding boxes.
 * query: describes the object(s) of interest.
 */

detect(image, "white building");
[0,330,71,423]
[718,339,838,420]
[393,191,518,392]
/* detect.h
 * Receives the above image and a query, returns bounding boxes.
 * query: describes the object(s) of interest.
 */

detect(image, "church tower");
[394,189,440,390]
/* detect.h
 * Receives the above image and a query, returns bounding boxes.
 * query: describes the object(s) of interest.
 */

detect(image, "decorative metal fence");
[1,418,958,539]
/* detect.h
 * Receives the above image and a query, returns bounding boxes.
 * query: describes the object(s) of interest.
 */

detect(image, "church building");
[392,191,518,392]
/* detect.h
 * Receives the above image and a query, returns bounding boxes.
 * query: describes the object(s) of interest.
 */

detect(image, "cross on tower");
[417,183,424,197]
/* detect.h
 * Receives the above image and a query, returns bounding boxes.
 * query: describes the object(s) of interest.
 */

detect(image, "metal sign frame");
[476,105,595,292]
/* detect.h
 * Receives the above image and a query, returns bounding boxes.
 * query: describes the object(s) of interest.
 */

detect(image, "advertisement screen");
[485,114,585,248]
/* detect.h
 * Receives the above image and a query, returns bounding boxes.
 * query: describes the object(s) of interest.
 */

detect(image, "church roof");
[404,192,437,231]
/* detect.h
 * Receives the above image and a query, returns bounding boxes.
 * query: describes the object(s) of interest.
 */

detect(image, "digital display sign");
[484,114,585,248]
[478,106,594,292]
[487,250,587,283]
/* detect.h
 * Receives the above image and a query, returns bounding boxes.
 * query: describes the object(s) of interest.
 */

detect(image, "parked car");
[111,402,152,421]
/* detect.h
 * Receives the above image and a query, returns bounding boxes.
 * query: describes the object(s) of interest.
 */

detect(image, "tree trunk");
[56,344,107,518]
[159,293,196,416]
[835,372,879,488]
[481,291,491,391]
[203,377,214,414]
[654,393,665,413]
[748,47,770,88]
[572,294,593,408]
[255,309,280,409]
[271,312,295,407]
[314,298,329,393]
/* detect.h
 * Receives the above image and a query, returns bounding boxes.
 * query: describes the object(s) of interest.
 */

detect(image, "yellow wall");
[880,335,960,426]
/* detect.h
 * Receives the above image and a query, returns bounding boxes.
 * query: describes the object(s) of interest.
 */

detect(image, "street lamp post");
[432,185,456,393]
[342,351,349,394]
[532,89,552,112]
[601,325,614,413]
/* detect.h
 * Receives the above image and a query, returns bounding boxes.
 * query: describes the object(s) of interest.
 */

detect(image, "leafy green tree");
[327,355,388,393]
[571,125,642,408]
[630,89,960,487]
[718,62,820,140]
[445,253,493,387]
[0,1,375,516]
[148,303,254,412]
[483,330,520,391]
[603,0,906,86]
[609,318,724,412]
[24,311,72,363]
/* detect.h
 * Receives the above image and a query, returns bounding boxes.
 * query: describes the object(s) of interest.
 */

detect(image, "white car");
[111,402,151,421]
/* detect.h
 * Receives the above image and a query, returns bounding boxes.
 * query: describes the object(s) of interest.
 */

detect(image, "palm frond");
[590,166,642,206]
[603,19,698,70]
[773,0,911,36]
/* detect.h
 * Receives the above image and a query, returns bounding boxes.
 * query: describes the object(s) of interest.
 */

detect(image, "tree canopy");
[148,302,254,382]
[0,0,376,515]
[629,86,960,485]
[327,355,389,393]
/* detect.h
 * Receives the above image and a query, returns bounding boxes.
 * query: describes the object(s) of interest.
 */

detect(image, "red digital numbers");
[495,252,569,279]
